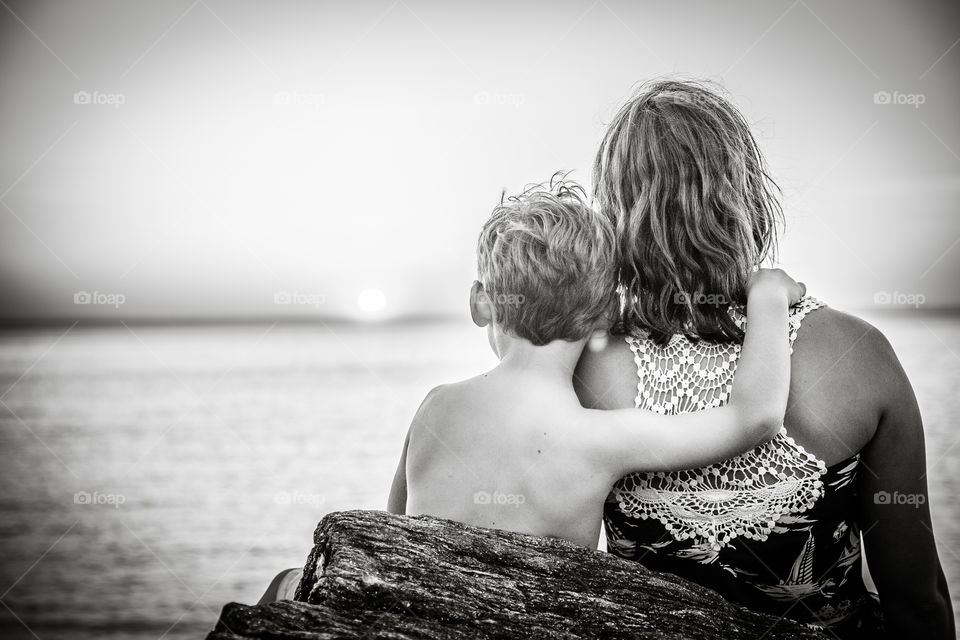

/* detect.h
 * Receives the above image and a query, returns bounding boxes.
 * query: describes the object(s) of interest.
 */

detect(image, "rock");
[207,510,826,639]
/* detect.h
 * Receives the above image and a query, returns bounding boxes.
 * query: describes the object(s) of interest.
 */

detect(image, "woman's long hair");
[593,79,783,344]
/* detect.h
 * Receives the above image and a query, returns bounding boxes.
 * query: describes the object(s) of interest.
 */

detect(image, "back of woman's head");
[593,79,782,344]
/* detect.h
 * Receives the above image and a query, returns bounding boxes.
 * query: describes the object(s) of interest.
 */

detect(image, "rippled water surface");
[0,314,957,638]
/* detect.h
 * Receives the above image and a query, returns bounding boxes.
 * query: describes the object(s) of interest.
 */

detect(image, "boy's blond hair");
[476,175,618,346]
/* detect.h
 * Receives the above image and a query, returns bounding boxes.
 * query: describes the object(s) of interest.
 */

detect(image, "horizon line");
[0,305,958,329]
[0,312,468,329]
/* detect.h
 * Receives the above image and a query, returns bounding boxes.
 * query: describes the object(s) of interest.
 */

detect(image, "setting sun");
[357,288,387,314]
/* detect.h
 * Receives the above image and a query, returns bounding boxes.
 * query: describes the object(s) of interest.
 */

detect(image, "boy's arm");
[386,428,410,514]
[588,270,801,477]
[387,386,444,514]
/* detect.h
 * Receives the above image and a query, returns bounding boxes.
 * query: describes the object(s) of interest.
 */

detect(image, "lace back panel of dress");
[615,296,829,551]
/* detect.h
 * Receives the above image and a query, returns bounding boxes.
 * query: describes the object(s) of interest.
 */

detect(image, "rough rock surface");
[207,510,826,639]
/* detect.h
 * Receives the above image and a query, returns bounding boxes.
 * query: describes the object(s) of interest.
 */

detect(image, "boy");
[386,179,803,548]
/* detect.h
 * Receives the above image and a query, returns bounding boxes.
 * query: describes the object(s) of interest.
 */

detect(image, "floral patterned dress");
[604,297,885,638]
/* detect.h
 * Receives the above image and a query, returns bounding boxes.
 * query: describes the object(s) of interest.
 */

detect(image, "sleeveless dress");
[604,297,886,638]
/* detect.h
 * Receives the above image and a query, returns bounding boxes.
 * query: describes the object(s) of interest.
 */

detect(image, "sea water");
[0,314,957,639]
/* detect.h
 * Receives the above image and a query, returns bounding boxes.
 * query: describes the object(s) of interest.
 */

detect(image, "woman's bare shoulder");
[793,306,899,374]
[573,333,638,410]
[789,306,907,443]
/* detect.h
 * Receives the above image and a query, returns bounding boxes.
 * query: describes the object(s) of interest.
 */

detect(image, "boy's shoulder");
[419,374,481,404]
[411,375,490,425]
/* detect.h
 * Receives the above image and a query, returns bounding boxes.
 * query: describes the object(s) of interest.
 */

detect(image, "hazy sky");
[1,0,958,321]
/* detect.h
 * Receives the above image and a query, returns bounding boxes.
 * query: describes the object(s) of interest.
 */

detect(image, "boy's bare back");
[405,372,612,548]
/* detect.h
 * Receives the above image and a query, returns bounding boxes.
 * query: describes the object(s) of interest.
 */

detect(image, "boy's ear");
[469,281,493,327]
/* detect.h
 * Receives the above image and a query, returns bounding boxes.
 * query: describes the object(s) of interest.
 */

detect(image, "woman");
[575,80,954,639]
